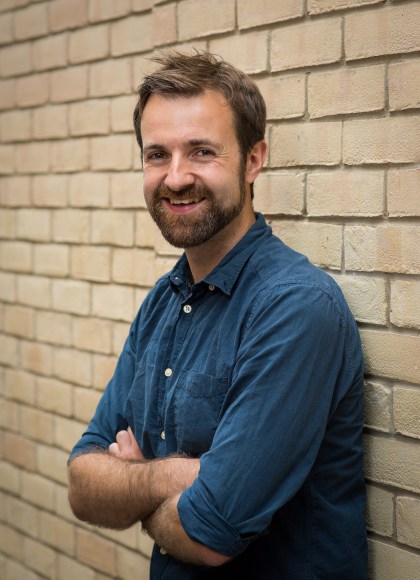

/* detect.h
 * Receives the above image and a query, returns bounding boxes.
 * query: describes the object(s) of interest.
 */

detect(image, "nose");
[164,155,195,191]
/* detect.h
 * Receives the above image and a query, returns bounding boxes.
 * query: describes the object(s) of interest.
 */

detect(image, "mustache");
[155,183,213,201]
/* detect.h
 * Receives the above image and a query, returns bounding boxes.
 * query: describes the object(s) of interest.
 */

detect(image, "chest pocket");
[174,369,228,457]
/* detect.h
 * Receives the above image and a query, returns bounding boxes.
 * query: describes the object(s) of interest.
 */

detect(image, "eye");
[194,149,215,158]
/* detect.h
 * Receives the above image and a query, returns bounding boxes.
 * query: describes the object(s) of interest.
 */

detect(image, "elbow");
[199,546,232,568]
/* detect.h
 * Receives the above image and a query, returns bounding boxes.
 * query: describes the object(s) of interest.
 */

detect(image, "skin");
[67,89,267,566]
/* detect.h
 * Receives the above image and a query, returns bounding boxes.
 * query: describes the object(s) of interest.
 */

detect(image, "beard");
[147,176,247,249]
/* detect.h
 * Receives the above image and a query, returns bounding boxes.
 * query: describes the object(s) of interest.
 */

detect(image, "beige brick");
[0,272,16,302]
[15,73,49,108]
[344,116,420,164]
[76,528,117,575]
[55,415,85,451]
[20,339,53,375]
[179,0,234,41]
[394,387,420,440]
[69,99,110,136]
[33,33,67,71]
[51,65,88,103]
[91,209,134,246]
[33,105,68,139]
[112,248,156,286]
[89,58,132,97]
[73,385,101,422]
[309,65,385,118]
[391,279,420,330]
[34,243,70,277]
[5,496,38,537]
[388,168,420,217]
[368,538,420,580]
[39,510,75,555]
[360,329,420,385]
[71,245,111,282]
[18,275,51,308]
[396,496,420,549]
[55,481,78,520]
[0,522,24,560]
[0,207,16,238]
[49,0,87,32]
[37,443,69,484]
[14,3,48,40]
[73,316,112,353]
[345,225,420,274]
[307,170,384,216]
[271,122,342,166]
[238,0,304,28]
[0,11,12,44]
[309,0,382,13]
[58,554,96,580]
[345,4,420,61]
[132,0,154,11]
[1,240,32,272]
[51,138,89,173]
[69,23,109,64]
[4,432,36,470]
[271,220,342,269]
[36,376,72,416]
[389,59,420,112]
[33,174,68,207]
[210,31,268,74]
[111,172,145,208]
[116,544,150,580]
[21,471,55,510]
[365,484,393,537]
[89,0,131,22]
[16,209,51,241]
[69,172,110,207]
[112,320,130,355]
[4,368,35,403]
[92,283,134,321]
[0,144,14,174]
[258,74,305,120]
[0,461,19,493]
[91,134,134,171]
[0,43,32,77]
[53,209,90,243]
[53,346,91,386]
[52,278,90,315]
[135,210,157,248]
[111,94,138,133]
[35,310,72,346]
[4,304,34,338]
[364,381,392,432]
[23,536,56,578]
[0,175,31,206]
[0,0,29,10]
[365,434,420,493]
[333,275,387,325]
[152,3,176,47]
[111,14,152,56]
[98,524,138,550]
[6,560,41,580]
[0,109,31,142]
[154,255,178,279]
[16,142,50,174]
[0,398,19,431]
[254,172,304,215]
[271,18,341,72]
[0,78,14,110]
[137,526,154,558]
[21,405,54,443]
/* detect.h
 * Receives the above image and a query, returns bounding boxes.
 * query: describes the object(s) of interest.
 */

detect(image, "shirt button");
[183,304,192,313]
[164,368,172,377]
[160,431,165,440]
[209,284,215,291]
[160,547,167,555]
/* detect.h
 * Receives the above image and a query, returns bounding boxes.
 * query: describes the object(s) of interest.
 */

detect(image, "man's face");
[140,90,251,248]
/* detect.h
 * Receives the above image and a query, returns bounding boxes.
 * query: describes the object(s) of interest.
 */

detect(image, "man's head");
[134,51,266,169]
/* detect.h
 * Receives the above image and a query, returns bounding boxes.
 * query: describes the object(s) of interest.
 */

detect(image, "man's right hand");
[109,426,145,461]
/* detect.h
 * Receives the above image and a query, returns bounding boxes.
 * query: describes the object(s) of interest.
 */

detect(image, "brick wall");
[0,0,419,578]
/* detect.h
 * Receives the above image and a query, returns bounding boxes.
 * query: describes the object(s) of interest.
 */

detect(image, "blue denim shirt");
[71,213,367,579]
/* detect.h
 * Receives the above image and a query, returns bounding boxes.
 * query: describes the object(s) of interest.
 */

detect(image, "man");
[68,51,368,579]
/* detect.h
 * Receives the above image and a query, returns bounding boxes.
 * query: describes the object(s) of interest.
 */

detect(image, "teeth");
[171,199,196,205]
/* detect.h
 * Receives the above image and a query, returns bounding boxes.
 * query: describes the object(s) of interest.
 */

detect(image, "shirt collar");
[169,213,272,296]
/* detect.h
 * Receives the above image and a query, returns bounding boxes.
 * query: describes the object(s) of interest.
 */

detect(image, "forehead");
[140,90,237,146]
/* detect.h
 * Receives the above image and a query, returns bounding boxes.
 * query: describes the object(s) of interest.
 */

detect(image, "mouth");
[162,197,206,214]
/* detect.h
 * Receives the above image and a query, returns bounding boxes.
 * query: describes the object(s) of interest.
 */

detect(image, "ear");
[245,140,267,185]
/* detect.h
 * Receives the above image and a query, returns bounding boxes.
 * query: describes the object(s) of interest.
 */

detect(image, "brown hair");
[133,50,266,162]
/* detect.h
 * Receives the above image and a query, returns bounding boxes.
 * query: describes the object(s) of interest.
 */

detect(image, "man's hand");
[109,427,145,461]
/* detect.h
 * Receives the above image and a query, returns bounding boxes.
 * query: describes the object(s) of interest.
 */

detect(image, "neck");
[185,208,256,283]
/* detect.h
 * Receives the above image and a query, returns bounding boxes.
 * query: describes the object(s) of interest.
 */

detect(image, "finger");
[115,430,131,450]
[109,442,120,457]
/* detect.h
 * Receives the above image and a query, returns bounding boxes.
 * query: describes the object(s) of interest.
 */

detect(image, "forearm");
[143,494,230,567]
[68,451,199,529]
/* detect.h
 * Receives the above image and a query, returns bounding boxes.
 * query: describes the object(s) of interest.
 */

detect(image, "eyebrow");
[143,138,224,152]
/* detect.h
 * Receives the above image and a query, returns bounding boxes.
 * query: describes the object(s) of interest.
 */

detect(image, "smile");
[162,197,206,214]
